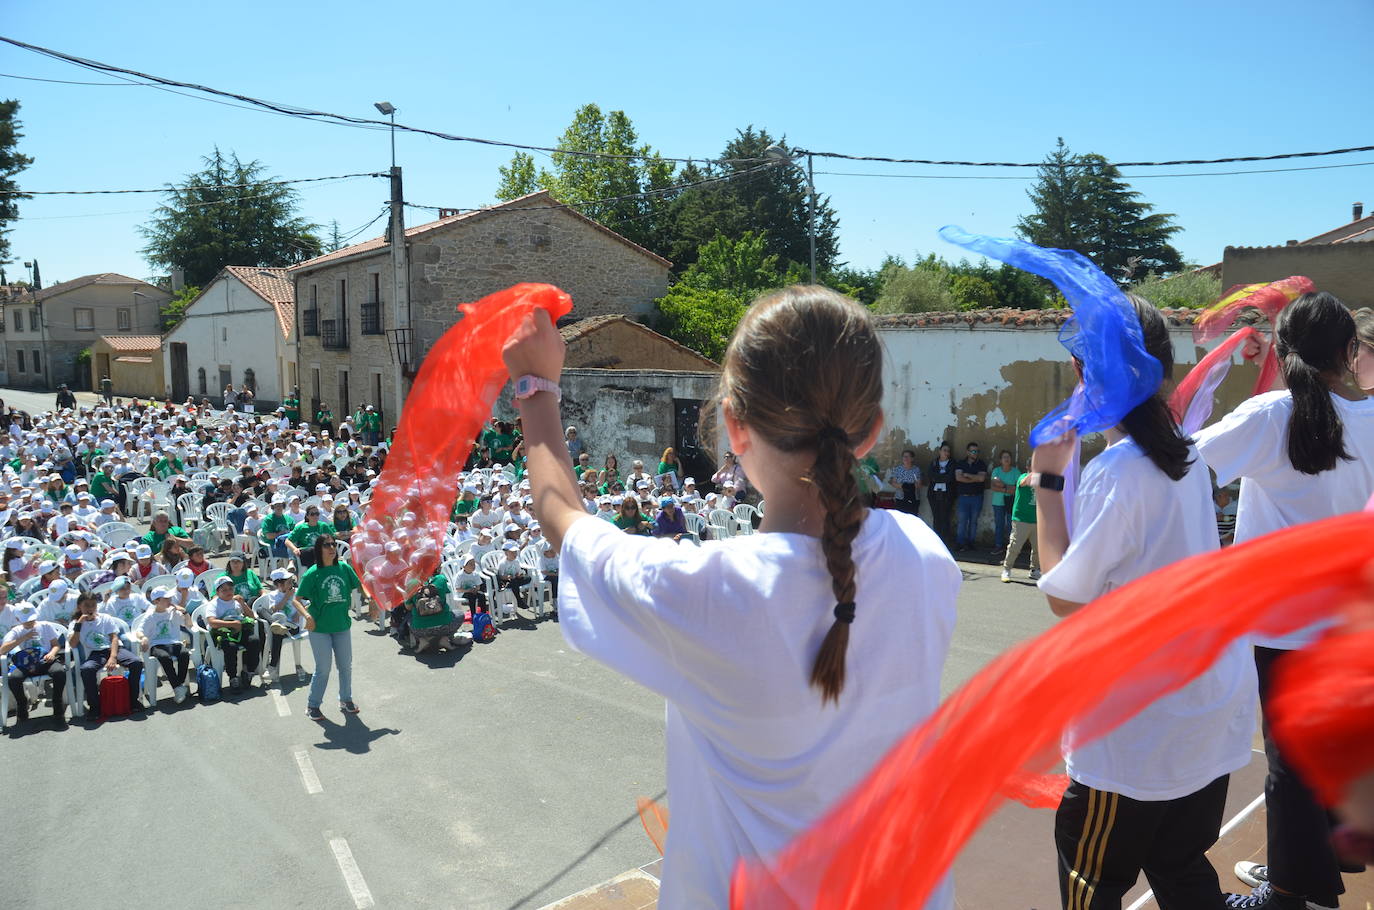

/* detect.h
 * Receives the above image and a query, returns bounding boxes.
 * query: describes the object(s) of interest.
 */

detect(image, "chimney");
[1286,239,1299,246]
[1356,201,1365,221]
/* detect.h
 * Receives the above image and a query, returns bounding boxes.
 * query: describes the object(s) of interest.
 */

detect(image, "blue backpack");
[197,663,221,702]
[471,610,497,643]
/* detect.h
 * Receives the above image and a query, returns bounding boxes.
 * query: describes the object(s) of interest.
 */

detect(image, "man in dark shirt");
[953,442,988,552]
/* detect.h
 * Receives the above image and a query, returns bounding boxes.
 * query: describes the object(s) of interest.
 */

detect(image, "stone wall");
[1223,243,1374,309]
[409,201,670,359]
[492,368,719,469]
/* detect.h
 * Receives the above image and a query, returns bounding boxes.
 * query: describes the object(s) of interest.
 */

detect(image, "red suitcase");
[99,673,131,719]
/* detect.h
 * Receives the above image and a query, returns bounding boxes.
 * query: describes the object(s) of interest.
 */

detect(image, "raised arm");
[502,310,587,552]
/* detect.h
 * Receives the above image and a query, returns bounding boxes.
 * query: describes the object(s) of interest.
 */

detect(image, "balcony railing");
[302,308,319,336]
[321,318,349,350]
[360,300,382,335]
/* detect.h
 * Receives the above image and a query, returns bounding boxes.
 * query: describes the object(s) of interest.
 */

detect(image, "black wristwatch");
[1037,472,1066,492]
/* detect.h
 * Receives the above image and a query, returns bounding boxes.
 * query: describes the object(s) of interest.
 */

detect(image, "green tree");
[653,231,782,360]
[1017,138,1184,282]
[872,255,955,314]
[0,99,35,265]
[159,284,200,332]
[660,127,839,274]
[140,149,322,287]
[494,104,675,253]
[1130,268,1222,309]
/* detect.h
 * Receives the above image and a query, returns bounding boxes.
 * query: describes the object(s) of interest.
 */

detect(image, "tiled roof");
[34,273,161,303]
[290,191,672,273]
[559,314,719,367]
[96,334,162,352]
[1299,213,1374,246]
[1335,224,1374,243]
[224,266,294,339]
[873,307,1267,329]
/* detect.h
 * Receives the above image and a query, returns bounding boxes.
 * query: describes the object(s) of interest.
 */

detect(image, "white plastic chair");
[708,508,736,540]
[683,512,705,545]
[137,482,172,521]
[517,547,551,618]
[478,550,517,619]
[252,594,309,679]
[125,477,158,514]
[732,503,760,536]
[756,499,766,517]
[176,493,205,529]
[97,522,139,548]
[0,640,79,729]
[231,534,259,570]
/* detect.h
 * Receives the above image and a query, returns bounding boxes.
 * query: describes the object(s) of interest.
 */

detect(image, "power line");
[0,37,762,166]
[403,162,778,216]
[0,71,144,86]
[1,172,385,196]
[815,159,1374,181]
[796,144,1374,169]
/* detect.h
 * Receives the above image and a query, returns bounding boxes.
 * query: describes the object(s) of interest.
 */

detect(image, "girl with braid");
[504,286,959,909]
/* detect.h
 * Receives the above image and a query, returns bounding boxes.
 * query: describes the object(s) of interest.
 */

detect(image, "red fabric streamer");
[730,512,1374,910]
[1271,599,1374,808]
[350,283,572,609]
[1168,326,1262,435]
[1190,276,1313,401]
[638,796,671,857]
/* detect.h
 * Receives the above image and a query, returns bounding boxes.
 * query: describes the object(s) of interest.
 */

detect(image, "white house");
[163,266,296,407]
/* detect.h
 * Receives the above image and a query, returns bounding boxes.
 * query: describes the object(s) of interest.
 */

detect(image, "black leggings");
[929,495,954,542]
[7,659,66,719]
[150,642,189,688]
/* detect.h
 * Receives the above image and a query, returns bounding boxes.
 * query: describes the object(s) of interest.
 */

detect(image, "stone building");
[561,315,718,371]
[90,335,165,399]
[2,273,168,390]
[290,191,671,425]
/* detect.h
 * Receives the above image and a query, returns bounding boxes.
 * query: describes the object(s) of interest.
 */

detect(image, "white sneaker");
[296,667,308,681]
[173,685,187,704]
[1000,569,1011,583]
[265,667,278,685]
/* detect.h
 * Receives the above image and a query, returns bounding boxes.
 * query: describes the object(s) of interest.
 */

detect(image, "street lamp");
[765,144,817,284]
[374,101,397,170]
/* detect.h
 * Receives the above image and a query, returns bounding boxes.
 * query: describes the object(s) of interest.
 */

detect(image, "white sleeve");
[1037,472,1139,604]
[1193,395,1284,487]
[557,515,717,701]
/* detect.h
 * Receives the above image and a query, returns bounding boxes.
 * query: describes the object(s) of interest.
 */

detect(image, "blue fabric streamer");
[938,226,1162,446]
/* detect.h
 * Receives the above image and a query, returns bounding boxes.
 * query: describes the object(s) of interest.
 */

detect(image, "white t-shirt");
[137,609,187,647]
[69,613,124,653]
[3,620,66,656]
[1195,390,1374,648]
[559,509,958,910]
[38,592,78,626]
[469,508,503,531]
[103,593,151,626]
[1038,439,1256,801]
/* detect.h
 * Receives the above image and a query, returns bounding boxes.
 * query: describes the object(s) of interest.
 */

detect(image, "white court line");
[293,747,323,795]
[328,836,376,909]
[1123,792,1267,910]
[271,690,291,717]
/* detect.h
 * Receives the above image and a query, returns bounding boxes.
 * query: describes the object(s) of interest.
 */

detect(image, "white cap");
[502,541,519,551]
[135,544,153,558]
[149,585,175,601]
[269,567,293,581]
[176,567,195,588]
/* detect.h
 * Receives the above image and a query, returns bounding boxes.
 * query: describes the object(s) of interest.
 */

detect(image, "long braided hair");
[712,286,883,705]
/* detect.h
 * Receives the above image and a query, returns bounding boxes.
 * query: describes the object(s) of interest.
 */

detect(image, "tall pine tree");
[140,149,322,287]
[1017,138,1183,282]
[0,99,35,266]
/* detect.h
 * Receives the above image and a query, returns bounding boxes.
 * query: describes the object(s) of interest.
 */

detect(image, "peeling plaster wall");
[493,368,719,467]
[876,323,1257,543]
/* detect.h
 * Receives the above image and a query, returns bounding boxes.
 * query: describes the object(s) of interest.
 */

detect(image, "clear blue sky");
[4,0,1372,287]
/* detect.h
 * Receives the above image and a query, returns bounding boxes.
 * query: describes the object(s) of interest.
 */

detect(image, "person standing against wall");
[953,442,988,552]
[887,449,923,517]
[927,442,956,545]
[1000,461,1039,582]
[989,449,1020,557]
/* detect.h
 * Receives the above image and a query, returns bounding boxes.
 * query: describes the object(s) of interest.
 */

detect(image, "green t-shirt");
[1010,479,1038,524]
[316,409,333,426]
[154,456,184,480]
[408,573,454,630]
[259,512,293,542]
[657,461,676,477]
[288,519,329,550]
[142,525,187,552]
[991,466,1022,507]
[452,498,478,517]
[613,513,646,533]
[89,471,118,502]
[227,569,262,602]
[283,398,300,422]
[297,562,361,635]
[483,431,515,463]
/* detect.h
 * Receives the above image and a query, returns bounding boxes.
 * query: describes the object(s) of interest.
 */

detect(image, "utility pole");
[388,164,409,425]
[807,152,817,285]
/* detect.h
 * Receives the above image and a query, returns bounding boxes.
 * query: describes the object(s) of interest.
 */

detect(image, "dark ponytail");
[1277,292,1356,474]
[808,429,864,705]
[1119,294,1194,481]
[711,286,883,706]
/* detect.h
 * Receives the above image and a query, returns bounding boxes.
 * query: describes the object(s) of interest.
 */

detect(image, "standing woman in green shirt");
[298,533,369,721]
